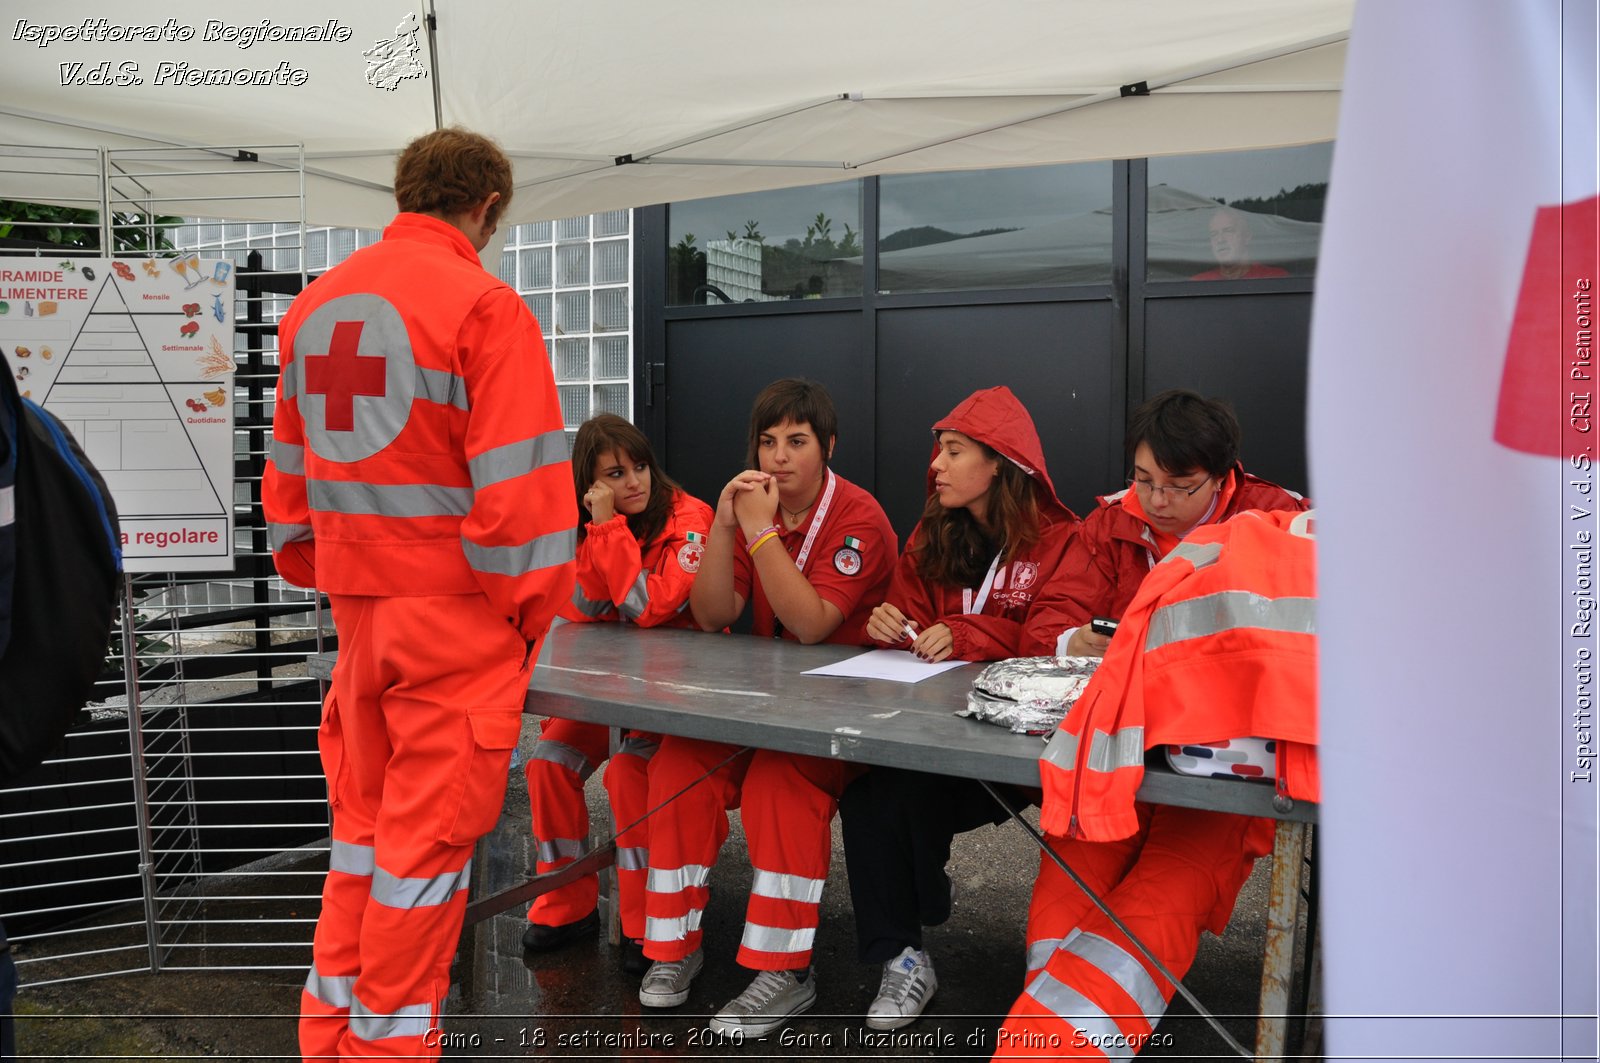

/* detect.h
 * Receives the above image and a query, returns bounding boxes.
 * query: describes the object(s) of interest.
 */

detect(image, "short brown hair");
[744,378,838,469]
[393,128,513,229]
[1125,388,1241,478]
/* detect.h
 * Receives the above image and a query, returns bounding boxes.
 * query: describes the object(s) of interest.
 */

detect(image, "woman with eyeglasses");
[1000,388,1308,1058]
[1024,388,1306,658]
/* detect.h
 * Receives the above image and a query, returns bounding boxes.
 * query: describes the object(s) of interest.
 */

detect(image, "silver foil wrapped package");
[959,656,1102,736]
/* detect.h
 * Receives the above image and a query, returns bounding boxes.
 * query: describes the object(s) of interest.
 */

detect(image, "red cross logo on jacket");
[304,321,387,432]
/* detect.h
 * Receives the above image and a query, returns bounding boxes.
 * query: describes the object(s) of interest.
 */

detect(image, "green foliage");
[1227,182,1328,224]
[0,199,181,254]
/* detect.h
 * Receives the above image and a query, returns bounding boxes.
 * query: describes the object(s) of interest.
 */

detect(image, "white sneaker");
[866,946,937,1030]
[638,949,704,1007]
[708,968,817,1037]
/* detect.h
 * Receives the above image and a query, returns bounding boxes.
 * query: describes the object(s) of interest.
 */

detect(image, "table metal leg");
[1255,820,1308,1062]
[603,725,623,947]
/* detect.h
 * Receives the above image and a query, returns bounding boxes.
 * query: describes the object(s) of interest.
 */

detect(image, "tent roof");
[0,1,1351,229]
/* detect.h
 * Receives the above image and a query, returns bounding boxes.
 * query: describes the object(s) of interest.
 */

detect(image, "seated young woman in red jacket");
[636,378,896,1038]
[998,389,1308,1059]
[522,413,711,976]
[840,386,1080,1031]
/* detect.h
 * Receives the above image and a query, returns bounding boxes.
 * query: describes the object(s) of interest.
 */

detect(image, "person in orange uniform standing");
[262,128,576,1060]
[522,413,711,975]
[635,378,896,1037]
[842,386,1079,1030]
[994,389,1307,1059]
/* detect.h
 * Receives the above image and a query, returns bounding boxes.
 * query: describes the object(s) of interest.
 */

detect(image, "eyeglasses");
[1128,475,1211,500]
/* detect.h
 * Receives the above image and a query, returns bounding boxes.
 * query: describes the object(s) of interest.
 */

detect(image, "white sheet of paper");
[802,649,969,683]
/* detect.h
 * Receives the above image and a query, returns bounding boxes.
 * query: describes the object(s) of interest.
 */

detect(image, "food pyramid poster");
[1,255,237,572]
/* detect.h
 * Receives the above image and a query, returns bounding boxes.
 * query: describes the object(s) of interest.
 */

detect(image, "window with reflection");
[1147,143,1331,281]
[877,162,1113,293]
[667,180,862,305]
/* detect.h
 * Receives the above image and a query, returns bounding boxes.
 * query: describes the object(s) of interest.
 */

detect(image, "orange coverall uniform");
[263,212,575,1060]
[526,489,712,940]
[643,472,895,971]
[998,474,1308,1059]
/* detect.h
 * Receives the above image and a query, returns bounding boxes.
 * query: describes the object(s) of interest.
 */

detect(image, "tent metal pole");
[425,1,444,130]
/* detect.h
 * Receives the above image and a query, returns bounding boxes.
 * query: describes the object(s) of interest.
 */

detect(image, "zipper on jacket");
[1065,689,1098,839]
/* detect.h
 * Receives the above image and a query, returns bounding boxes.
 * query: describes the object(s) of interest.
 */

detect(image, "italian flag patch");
[685,531,705,543]
[843,536,863,549]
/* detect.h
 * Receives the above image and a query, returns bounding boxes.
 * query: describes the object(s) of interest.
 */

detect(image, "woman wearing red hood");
[842,386,1080,1031]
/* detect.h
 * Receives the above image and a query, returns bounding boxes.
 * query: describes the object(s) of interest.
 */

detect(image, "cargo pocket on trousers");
[316,693,347,813]
[439,709,524,846]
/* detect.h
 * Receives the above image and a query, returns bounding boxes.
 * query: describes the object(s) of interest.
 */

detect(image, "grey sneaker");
[638,949,704,1007]
[708,968,817,1037]
[866,946,937,1030]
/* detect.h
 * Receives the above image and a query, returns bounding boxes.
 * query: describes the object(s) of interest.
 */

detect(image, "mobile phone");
[1089,617,1119,637]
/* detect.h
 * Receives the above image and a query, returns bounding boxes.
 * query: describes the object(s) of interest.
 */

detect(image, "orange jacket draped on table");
[1038,507,1320,843]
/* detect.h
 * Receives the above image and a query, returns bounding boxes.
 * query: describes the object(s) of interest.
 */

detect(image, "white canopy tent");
[0,0,1349,228]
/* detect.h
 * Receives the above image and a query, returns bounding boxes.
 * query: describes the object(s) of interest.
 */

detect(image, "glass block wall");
[500,209,634,444]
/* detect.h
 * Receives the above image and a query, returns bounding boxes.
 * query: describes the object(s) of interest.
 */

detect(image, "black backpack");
[0,352,122,782]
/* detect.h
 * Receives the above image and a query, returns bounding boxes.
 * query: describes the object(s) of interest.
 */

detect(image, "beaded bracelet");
[747,526,782,557]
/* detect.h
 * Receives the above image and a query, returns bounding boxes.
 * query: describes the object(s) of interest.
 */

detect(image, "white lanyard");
[790,469,837,574]
[963,553,1003,615]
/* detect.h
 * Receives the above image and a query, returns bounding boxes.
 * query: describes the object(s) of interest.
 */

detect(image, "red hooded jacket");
[873,387,1080,661]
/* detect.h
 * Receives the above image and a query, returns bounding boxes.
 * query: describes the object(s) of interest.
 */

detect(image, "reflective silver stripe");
[536,837,589,864]
[463,527,576,578]
[1041,728,1080,772]
[1026,937,1062,974]
[416,365,468,411]
[569,583,613,618]
[370,863,472,910]
[619,572,651,621]
[1087,727,1144,774]
[304,968,355,1008]
[0,485,12,528]
[468,430,567,489]
[531,738,596,778]
[617,846,650,871]
[647,863,711,895]
[271,439,305,476]
[1143,590,1317,654]
[1105,487,1130,502]
[1024,969,1136,1059]
[750,869,825,905]
[268,522,313,551]
[645,909,703,942]
[617,735,659,760]
[1165,540,1221,569]
[310,478,472,518]
[1068,932,1167,1022]
[349,993,436,1043]
[330,840,375,877]
[740,921,815,955]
